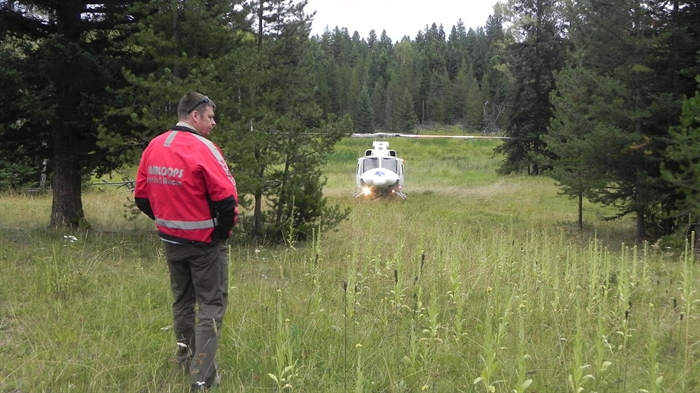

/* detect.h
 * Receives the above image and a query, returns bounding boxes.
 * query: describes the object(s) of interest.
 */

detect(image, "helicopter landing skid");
[353,189,407,200]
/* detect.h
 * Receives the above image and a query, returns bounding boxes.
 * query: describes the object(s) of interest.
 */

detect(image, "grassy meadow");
[1,137,699,393]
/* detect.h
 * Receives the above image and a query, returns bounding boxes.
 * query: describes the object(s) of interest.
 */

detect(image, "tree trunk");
[252,147,263,238]
[50,131,85,228]
[635,208,645,245]
[577,192,583,230]
[275,148,292,226]
[695,216,700,260]
[250,0,265,238]
[253,191,262,238]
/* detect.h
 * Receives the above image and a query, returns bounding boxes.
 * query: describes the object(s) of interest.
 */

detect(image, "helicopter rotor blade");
[350,132,510,140]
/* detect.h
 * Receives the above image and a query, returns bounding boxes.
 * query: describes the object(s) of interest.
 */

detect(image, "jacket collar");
[172,121,202,136]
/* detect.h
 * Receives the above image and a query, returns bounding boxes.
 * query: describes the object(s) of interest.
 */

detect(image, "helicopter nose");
[384,172,398,184]
[362,170,398,188]
[373,177,387,186]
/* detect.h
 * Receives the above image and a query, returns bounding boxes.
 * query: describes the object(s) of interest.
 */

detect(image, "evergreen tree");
[480,6,510,134]
[371,76,387,128]
[465,26,488,85]
[0,0,145,227]
[367,45,390,92]
[462,62,484,132]
[432,69,451,124]
[0,39,43,190]
[446,19,468,80]
[543,66,625,229]
[397,88,418,132]
[379,29,394,52]
[308,38,334,114]
[335,62,354,114]
[665,0,700,97]
[331,26,352,63]
[559,0,693,241]
[346,66,362,117]
[100,0,248,159]
[414,22,447,124]
[367,29,378,48]
[222,0,352,240]
[386,40,417,131]
[451,61,469,124]
[663,79,700,252]
[495,0,566,175]
[354,86,375,133]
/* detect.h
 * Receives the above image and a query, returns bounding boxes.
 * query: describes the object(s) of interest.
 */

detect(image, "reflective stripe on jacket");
[134,126,238,245]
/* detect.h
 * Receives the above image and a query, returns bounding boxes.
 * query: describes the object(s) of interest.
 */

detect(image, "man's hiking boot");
[190,374,221,391]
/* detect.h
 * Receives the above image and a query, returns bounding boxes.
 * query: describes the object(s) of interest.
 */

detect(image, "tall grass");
[1,137,698,392]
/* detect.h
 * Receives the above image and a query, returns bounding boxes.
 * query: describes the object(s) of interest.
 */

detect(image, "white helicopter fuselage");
[355,141,406,198]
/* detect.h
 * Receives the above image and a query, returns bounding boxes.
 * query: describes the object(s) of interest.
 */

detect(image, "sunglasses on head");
[186,96,211,114]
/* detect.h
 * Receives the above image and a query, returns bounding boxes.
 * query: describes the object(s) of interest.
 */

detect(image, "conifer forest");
[1,0,700,245]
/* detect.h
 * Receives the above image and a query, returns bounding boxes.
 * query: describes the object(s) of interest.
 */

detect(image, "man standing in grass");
[134,92,238,391]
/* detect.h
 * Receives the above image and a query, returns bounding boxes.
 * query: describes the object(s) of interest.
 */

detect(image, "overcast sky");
[306,0,499,42]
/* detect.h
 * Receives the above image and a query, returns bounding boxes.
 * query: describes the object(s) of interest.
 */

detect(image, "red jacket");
[135,126,238,245]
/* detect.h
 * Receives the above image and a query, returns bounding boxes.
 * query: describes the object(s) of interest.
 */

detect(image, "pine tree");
[451,61,469,124]
[0,40,43,190]
[663,80,700,252]
[397,88,418,133]
[307,38,334,114]
[559,0,693,241]
[0,0,145,227]
[101,0,248,157]
[414,22,447,124]
[222,0,352,240]
[446,19,468,80]
[371,76,387,129]
[543,66,628,228]
[354,86,375,133]
[385,40,417,131]
[463,64,484,132]
[496,0,566,175]
[465,27,488,85]
[480,6,510,135]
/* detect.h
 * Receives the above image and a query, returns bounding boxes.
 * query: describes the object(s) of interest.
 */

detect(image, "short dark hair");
[178,92,216,119]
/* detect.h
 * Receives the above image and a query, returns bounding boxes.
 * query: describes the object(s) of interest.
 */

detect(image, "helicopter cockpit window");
[362,157,379,171]
[381,157,397,172]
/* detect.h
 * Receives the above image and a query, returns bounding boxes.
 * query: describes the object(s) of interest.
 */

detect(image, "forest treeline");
[1,0,700,246]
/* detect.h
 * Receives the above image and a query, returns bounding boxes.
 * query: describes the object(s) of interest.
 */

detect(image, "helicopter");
[353,140,406,199]
[351,133,509,199]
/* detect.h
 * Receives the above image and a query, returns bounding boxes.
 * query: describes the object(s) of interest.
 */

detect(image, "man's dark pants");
[163,241,229,387]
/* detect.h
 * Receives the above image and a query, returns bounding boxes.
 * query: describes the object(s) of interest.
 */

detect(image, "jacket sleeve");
[202,144,239,236]
[135,197,155,220]
[211,196,237,233]
[134,146,155,220]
